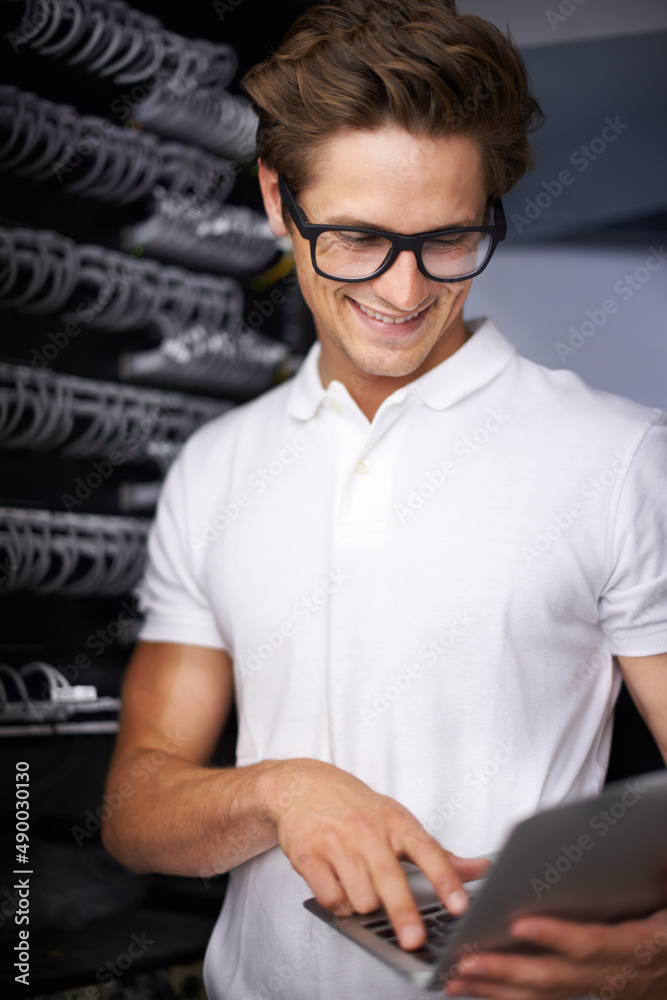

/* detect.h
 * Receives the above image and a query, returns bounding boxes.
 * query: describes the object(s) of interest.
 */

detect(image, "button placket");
[329,386,415,539]
[349,390,413,478]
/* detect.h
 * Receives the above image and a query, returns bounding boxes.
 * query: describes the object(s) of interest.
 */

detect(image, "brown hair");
[242,0,544,213]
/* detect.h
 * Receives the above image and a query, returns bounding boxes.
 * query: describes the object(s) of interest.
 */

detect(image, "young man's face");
[260,126,488,389]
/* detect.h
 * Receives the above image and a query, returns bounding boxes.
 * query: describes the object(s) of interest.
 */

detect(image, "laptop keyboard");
[363,903,460,963]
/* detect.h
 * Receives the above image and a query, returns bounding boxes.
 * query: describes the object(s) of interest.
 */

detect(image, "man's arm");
[101,640,280,877]
[617,651,667,763]
[102,640,489,950]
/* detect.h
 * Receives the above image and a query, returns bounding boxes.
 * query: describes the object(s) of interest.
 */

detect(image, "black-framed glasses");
[278,174,506,283]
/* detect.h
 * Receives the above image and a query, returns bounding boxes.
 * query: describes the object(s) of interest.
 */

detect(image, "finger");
[510,914,626,961]
[294,855,354,917]
[454,948,577,989]
[446,978,552,999]
[365,847,429,949]
[327,852,381,915]
[399,828,470,915]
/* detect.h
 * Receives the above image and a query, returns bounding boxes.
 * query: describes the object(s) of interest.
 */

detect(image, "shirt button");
[356,459,371,474]
[330,400,343,415]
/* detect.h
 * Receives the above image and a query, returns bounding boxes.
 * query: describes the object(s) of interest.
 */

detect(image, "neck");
[317,322,473,422]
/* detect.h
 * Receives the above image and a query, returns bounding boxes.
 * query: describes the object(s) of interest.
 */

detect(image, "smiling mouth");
[349,298,432,325]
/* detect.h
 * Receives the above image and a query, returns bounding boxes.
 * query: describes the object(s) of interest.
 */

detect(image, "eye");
[424,234,479,253]
[335,233,387,248]
[425,236,464,250]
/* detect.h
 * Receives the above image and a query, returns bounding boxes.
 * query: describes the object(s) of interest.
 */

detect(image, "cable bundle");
[0,661,120,723]
[0,226,245,329]
[9,0,257,161]
[0,86,238,206]
[122,321,289,397]
[11,0,237,89]
[127,194,282,275]
[0,226,291,394]
[72,244,246,330]
[0,227,80,314]
[0,363,231,460]
[134,83,257,162]
[0,506,149,597]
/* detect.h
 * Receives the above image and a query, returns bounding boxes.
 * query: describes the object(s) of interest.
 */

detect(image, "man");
[102,2,667,998]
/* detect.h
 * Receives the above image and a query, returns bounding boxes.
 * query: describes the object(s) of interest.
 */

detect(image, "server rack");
[0,2,314,996]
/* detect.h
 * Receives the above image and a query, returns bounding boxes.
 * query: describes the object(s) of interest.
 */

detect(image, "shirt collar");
[286,317,516,421]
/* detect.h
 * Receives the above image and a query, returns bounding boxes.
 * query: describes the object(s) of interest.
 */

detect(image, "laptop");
[303,770,667,990]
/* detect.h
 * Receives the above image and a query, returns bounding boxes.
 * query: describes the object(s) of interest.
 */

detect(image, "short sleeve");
[598,413,667,656]
[133,445,226,650]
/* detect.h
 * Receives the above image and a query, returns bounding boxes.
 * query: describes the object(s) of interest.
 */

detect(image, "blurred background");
[460,0,667,409]
[0,0,665,997]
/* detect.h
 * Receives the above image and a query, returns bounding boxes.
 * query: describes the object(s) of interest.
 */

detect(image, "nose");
[371,248,432,312]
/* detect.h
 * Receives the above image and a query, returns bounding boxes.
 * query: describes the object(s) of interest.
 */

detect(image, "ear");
[258,159,290,238]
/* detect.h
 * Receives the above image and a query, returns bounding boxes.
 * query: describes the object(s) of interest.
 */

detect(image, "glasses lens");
[422,231,492,280]
[315,230,393,279]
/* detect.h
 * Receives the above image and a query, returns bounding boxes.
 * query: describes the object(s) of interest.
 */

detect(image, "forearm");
[101,750,303,877]
[103,749,489,952]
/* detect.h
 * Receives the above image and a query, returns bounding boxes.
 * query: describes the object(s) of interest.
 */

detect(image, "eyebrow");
[323,214,482,232]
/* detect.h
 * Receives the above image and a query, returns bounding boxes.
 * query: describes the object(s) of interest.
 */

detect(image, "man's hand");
[445,907,667,998]
[264,758,491,950]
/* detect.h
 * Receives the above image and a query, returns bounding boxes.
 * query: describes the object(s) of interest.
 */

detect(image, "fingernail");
[448,889,468,913]
[512,919,537,938]
[400,924,423,948]
[456,956,480,974]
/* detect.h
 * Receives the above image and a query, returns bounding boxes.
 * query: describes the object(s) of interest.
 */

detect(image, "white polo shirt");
[136,317,667,1000]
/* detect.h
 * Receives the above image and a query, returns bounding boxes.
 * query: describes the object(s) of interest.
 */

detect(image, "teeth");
[355,301,421,324]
